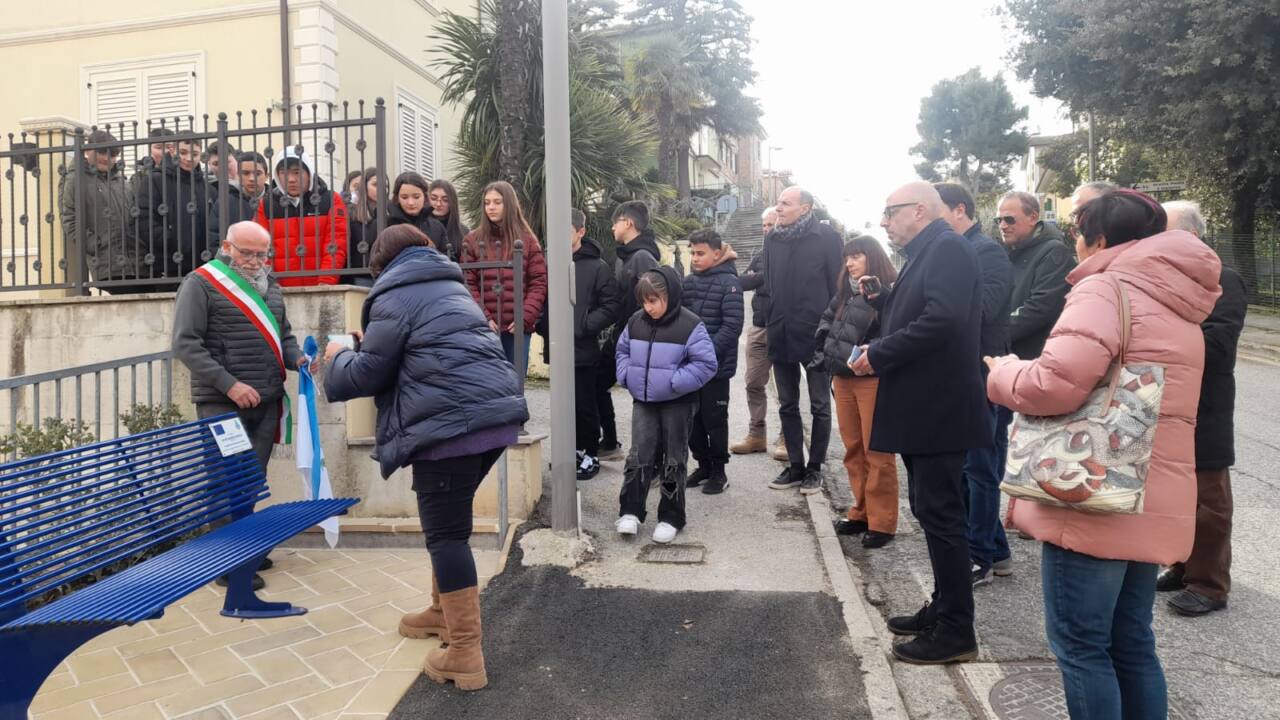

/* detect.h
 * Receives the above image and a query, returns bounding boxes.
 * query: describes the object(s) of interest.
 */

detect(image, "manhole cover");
[990,664,1189,720]
[637,544,705,564]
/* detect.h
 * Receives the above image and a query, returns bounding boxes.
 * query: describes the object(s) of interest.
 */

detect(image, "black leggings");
[412,447,504,594]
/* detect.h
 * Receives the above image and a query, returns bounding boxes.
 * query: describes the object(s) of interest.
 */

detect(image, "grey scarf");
[769,211,815,242]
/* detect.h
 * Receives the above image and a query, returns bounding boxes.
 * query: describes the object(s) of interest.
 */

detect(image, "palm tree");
[432,1,660,239]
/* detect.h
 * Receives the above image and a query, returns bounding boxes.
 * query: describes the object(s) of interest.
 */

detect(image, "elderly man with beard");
[173,221,306,474]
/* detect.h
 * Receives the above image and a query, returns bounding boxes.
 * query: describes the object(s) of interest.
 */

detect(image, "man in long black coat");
[851,182,988,664]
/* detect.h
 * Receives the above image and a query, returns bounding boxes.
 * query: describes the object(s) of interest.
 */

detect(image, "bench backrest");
[0,414,265,623]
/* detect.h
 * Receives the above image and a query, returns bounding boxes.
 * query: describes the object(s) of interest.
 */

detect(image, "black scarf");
[769,211,815,242]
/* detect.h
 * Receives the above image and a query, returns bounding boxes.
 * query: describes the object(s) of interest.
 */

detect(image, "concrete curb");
[806,492,910,720]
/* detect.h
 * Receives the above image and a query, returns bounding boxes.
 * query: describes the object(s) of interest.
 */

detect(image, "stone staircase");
[722,206,766,273]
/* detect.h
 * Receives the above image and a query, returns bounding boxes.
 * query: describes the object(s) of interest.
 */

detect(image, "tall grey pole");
[1087,111,1096,182]
[543,0,577,534]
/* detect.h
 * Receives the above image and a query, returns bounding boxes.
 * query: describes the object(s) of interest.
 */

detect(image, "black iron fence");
[1202,232,1278,308]
[0,99,389,294]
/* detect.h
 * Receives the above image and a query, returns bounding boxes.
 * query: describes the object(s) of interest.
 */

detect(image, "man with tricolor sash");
[173,220,306,475]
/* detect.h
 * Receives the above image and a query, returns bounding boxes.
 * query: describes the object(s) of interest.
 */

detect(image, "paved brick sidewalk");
[30,546,501,720]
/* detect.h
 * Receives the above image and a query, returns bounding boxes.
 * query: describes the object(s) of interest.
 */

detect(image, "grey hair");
[999,191,1041,217]
[1074,180,1118,197]
[1163,200,1206,238]
[761,207,778,220]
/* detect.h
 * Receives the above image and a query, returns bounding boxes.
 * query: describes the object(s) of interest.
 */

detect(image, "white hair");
[761,207,778,220]
[1163,200,1206,238]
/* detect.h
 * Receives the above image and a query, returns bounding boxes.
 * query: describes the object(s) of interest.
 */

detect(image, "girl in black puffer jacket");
[816,236,900,547]
[324,224,527,692]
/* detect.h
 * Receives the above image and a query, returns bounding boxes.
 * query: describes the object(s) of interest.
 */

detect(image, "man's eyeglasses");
[995,216,1019,226]
[882,203,917,220]
[229,243,271,261]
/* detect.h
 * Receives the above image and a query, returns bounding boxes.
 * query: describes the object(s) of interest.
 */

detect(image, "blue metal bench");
[0,413,359,719]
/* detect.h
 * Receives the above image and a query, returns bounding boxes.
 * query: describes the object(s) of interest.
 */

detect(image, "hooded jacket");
[136,154,210,280]
[572,237,620,367]
[681,245,743,380]
[988,230,1222,565]
[611,229,662,340]
[460,228,549,333]
[324,245,529,478]
[387,204,447,248]
[1007,221,1075,359]
[762,218,844,364]
[59,155,140,282]
[615,266,718,404]
[253,147,348,286]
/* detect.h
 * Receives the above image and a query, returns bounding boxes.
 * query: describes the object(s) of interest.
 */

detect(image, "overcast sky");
[742,0,1073,233]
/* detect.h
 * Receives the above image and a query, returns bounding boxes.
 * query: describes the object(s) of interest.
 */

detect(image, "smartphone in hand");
[848,344,863,365]
[860,276,883,297]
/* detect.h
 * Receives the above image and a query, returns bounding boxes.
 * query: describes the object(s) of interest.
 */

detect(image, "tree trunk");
[494,0,534,187]
[1228,175,1260,301]
[677,136,691,200]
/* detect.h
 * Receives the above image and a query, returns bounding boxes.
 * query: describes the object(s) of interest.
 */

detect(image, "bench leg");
[0,622,117,720]
[220,552,308,619]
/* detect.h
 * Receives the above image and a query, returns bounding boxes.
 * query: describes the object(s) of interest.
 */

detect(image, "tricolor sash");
[194,258,293,444]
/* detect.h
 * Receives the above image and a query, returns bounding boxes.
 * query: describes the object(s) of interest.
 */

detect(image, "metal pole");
[1087,111,1096,182]
[542,0,577,534]
[71,128,89,295]
[280,0,292,148]
[374,98,388,236]
[216,114,230,247]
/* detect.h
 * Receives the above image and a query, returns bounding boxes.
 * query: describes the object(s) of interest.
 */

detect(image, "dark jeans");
[772,360,831,468]
[689,376,731,466]
[596,347,618,445]
[903,452,975,638]
[574,364,601,456]
[1042,543,1166,720]
[500,332,532,376]
[412,448,504,594]
[619,401,693,529]
[963,402,1012,571]
[197,400,279,474]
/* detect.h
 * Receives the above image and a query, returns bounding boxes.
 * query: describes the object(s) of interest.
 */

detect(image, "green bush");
[0,418,96,459]
[120,403,187,435]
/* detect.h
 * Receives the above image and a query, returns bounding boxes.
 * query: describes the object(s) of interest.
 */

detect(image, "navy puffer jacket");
[681,249,743,379]
[325,246,529,478]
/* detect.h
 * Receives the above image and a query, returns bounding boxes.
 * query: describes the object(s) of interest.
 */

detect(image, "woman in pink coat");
[986,190,1221,720]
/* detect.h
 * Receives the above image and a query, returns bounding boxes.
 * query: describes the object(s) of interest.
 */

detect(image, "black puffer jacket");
[681,250,743,379]
[137,157,210,280]
[325,246,529,478]
[611,229,662,339]
[741,251,768,328]
[172,264,302,404]
[817,289,878,378]
[572,237,620,366]
[387,205,446,247]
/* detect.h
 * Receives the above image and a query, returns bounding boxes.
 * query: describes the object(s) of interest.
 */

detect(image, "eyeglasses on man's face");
[882,202,917,220]
[230,243,271,261]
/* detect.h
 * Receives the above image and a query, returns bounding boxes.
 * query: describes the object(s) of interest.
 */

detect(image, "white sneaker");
[615,514,640,536]
[652,522,678,544]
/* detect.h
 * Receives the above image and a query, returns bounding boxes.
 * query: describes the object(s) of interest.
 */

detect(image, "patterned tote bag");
[1001,275,1165,514]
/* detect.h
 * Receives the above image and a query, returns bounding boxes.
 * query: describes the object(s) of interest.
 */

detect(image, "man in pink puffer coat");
[986,190,1221,718]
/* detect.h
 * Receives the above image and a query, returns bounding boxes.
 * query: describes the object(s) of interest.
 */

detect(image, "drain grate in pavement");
[990,664,1188,720]
[638,544,706,564]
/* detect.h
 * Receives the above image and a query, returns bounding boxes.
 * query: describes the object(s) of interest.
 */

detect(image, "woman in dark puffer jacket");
[816,235,900,548]
[324,224,528,692]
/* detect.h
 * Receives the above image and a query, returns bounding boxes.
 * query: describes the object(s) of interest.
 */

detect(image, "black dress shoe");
[1156,567,1185,592]
[835,519,868,535]
[892,630,979,665]
[888,603,936,637]
[862,531,894,549]
[1168,589,1227,616]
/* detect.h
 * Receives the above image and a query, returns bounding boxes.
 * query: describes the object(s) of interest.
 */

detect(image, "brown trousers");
[1173,468,1233,602]
[832,375,899,534]
[743,325,771,439]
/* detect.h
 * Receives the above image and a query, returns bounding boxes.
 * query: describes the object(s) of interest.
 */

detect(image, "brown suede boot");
[398,575,451,642]
[424,585,486,690]
[730,435,767,454]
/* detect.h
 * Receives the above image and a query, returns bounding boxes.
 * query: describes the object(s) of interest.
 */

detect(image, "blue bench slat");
[2,498,357,630]
[0,418,219,478]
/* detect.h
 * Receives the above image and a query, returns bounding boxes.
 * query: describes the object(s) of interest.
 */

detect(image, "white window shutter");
[396,91,438,178]
[86,57,199,168]
[398,101,418,174]
[143,67,197,131]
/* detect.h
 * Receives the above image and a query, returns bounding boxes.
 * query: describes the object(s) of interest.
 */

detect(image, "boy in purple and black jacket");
[614,266,718,545]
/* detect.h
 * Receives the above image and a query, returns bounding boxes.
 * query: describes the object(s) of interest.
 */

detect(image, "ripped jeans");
[619,400,695,529]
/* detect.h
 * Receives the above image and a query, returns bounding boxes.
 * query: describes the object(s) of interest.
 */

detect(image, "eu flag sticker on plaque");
[210,417,253,457]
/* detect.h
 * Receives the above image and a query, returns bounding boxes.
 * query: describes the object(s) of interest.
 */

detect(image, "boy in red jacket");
[254,147,347,285]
